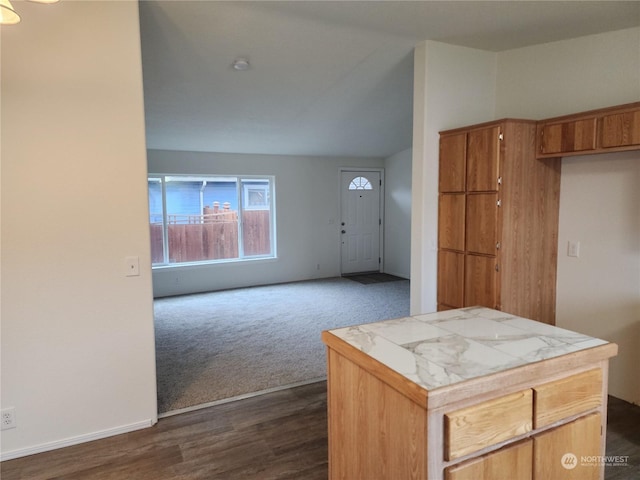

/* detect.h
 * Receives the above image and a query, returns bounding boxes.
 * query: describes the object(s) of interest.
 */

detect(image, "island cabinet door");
[445,439,533,480]
[533,413,602,480]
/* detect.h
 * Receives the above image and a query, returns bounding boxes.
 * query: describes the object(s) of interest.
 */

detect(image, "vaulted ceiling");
[139,1,639,157]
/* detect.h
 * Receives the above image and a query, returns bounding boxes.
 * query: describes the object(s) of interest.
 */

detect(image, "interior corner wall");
[147,149,384,297]
[495,26,640,405]
[383,148,412,279]
[411,41,497,315]
[1,1,157,459]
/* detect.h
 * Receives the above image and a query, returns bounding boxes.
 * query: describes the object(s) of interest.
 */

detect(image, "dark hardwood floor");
[2,382,638,479]
[605,395,640,480]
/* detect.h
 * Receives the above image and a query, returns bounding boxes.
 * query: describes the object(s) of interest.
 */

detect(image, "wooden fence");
[150,207,270,264]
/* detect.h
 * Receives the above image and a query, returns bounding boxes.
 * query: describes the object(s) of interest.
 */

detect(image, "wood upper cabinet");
[537,102,640,158]
[440,133,467,192]
[467,126,500,192]
[438,120,561,324]
[601,108,640,148]
[538,117,597,155]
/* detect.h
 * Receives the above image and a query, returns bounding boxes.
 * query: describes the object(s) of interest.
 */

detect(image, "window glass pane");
[165,177,239,263]
[241,178,272,256]
[349,176,372,190]
[149,175,275,266]
[148,178,164,265]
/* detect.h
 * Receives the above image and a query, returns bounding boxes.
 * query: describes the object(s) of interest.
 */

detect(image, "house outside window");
[148,175,275,266]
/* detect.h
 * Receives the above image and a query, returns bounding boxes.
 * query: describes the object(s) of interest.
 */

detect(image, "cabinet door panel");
[440,133,467,192]
[601,109,640,148]
[540,118,596,155]
[445,439,533,480]
[465,255,498,309]
[534,413,602,480]
[439,193,465,251]
[467,126,500,192]
[466,193,498,255]
[438,250,464,308]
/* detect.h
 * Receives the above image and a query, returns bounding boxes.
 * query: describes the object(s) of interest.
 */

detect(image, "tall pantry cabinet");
[437,120,561,324]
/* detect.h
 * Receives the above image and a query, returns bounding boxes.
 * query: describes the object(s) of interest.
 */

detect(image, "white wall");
[495,26,640,404]
[496,27,640,119]
[411,41,497,314]
[1,1,157,459]
[556,153,639,404]
[148,150,384,297]
[383,148,412,278]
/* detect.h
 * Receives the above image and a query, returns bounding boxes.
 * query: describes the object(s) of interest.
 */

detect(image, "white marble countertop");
[328,306,609,392]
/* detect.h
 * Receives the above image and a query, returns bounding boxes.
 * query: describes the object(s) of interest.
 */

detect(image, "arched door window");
[348,176,373,190]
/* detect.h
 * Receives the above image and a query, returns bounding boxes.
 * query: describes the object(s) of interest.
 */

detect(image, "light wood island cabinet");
[322,307,617,480]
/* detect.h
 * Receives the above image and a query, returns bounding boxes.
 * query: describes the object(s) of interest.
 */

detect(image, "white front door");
[340,171,381,275]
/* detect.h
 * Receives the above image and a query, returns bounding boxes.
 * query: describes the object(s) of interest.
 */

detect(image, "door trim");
[339,167,385,275]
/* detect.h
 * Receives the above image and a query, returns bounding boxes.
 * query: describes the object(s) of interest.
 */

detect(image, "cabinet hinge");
[495,264,500,272]
[378,257,381,264]
[499,132,504,141]
[497,199,502,207]
[379,218,382,225]
[496,242,501,250]
[497,176,502,185]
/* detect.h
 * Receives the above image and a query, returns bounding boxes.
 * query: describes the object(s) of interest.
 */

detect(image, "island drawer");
[533,369,602,428]
[444,389,533,460]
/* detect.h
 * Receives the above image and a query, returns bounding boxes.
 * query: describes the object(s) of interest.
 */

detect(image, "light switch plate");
[567,241,580,258]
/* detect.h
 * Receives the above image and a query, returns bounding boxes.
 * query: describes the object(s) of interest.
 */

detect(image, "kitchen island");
[321,307,618,480]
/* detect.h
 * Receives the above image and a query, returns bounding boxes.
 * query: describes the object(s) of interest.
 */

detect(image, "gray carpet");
[154,276,410,414]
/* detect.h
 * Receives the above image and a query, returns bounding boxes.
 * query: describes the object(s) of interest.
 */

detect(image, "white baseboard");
[0,418,157,462]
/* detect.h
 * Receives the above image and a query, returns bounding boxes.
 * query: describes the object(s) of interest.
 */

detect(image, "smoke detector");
[232,58,250,71]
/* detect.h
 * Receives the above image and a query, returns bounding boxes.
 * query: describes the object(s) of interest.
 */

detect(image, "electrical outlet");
[1,408,16,430]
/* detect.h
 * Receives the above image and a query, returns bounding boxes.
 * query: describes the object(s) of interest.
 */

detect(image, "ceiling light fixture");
[232,58,250,71]
[1,0,60,26]
[0,0,20,24]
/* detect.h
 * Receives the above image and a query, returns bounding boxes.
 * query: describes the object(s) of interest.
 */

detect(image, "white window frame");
[148,174,276,267]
